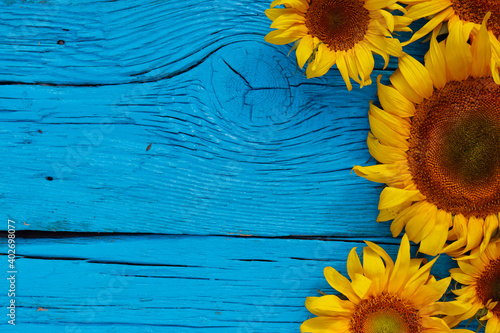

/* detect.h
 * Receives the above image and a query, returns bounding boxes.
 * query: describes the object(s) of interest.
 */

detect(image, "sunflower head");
[353,16,500,258]
[300,234,472,333]
[400,0,500,75]
[449,241,500,332]
[264,0,410,90]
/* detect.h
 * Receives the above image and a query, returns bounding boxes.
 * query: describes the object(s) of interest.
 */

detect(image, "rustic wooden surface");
[0,0,459,332]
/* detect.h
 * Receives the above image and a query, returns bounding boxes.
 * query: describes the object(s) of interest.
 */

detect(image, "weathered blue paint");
[0,0,428,236]
[1,235,460,332]
[0,0,462,332]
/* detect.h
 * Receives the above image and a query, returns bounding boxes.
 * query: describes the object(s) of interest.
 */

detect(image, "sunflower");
[264,0,410,90]
[448,241,500,333]
[400,0,500,70]
[353,16,500,258]
[301,234,472,333]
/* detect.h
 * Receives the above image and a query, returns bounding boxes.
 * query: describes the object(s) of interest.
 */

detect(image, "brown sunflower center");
[305,0,370,51]
[407,76,500,218]
[450,0,500,35]
[351,293,422,333]
[476,258,500,316]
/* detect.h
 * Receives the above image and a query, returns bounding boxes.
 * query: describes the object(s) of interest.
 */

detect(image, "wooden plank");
[0,70,386,235]
[0,235,459,332]
[0,0,424,85]
[0,46,421,236]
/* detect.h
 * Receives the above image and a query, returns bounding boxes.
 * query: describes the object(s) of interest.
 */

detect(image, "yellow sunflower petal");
[364,240,395,270]
[369,99,411,136]
[390,68,423,104]
[398,53,433,99]
[445,19,472,81]
[347,247,363,280]
[265,25,308,45]
[335,52,353,91]
[408,258,425,276]
[480,214,499,254]
[377,9,395,32]
[470,255,486,271]
[406,0,451,20]
[471,12,492,78]
[366,39,390,69]
[351,273,373,298]
[369,108,409,149]
[377,75,415,117]
[462,216,484,254]
[265,8,302,21]
[394,15,413,32]
[411,277,451,306]
[390,202,428,238]
[405,203,437,244]
[306,44,337,78]
[364,0,397,11]
[305,295,355,316]
[388,234,410,293]
[270,13,305,29]
[449,268,475,285]
[354,43,375,85]
[378,208,397,222]
[485,243,500,261]
[388,3,407,14]
[443,214,469,256]
[491,56,500,85]
[363,247,386,280]
[425,27,447,89]
[420,315,457,331]
[296,34,314,69]
[485,316,500,333]
[364,34,402,68]
[344,49,362,85]
[379,187,421,210]
[418,209,449,256]
[356,164,410,189]
[323,267,360,303]
[363,247,386,294]
[366,132,406,164]
[402,256,439,299]
[457,261,481,277]
[402,7,455,46]
[300,317,350,333]
[420,301,470,317]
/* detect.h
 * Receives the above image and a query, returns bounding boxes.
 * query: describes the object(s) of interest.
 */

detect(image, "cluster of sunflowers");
[265,0,500,332]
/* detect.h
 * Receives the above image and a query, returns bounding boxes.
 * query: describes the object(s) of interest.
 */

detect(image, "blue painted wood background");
[0,1,460,332]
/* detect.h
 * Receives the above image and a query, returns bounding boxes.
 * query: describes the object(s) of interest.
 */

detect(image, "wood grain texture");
[0,0,430,235]
[0,235,460,332]
[0,0,424,85]
[2,73,387,235]
[0,46,429,235]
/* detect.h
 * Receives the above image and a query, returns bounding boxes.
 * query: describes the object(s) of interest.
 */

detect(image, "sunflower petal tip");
[401,40,411,47]
[483,11,492,24]
[401,233,409,243]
